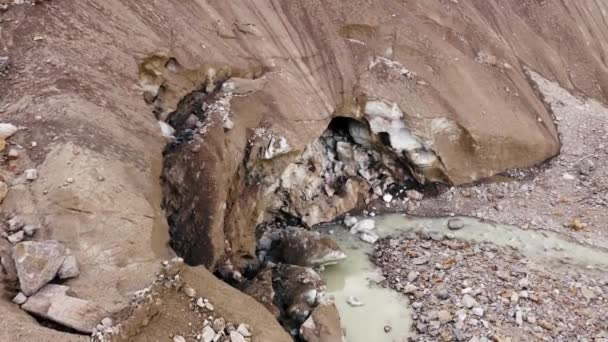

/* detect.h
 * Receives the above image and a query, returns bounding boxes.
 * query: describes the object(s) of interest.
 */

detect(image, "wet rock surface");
[276,226,346,267]
[373,233,608,341]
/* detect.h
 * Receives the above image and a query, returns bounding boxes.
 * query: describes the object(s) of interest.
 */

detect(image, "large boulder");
[12,241,66,296]
[300,302,345,342]
[21,284,109,334]
[277,227,346,267]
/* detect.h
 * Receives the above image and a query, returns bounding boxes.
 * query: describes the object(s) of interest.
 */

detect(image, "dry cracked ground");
[1,0,608,342]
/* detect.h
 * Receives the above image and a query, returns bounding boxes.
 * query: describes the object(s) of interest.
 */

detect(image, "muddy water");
[320,214,608,342]
[320,227,414,342]
[375,214,608,272]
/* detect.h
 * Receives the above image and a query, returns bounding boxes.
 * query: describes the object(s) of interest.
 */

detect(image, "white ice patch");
[364,99,439,169]
[263,135,292,160]
[158,121,175,140]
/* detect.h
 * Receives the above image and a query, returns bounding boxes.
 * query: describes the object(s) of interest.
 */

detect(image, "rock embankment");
[373,232,608,341]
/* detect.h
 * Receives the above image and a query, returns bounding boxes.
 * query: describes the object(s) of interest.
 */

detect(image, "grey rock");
[335,141,354,162]
[461,294,478,308]
[101,317,113,328]
[472,307,484,317]
[201,326,216,342]
[213,317,226,332]
[182,285,196,298]
[57,255,80,279]
[7,216,24,232]
[436,287,450,300]
[230,331,246,342]
[22,224,37,237]
[25,169,38,181]
[407,270,419,282]
[448,218,465,230]
[12,292,27,305]
[13,241,66,295]
[278,226,346,267]
[576,158,594,175]
[0,123,17,139]
[7,230,24,244]
[518,278,530,289]
[406,190,424,201]
[236,323,251,337]
[21,284,109,333]
[0,56,8,73]
[437,310,452,322]
[411,256,430,265]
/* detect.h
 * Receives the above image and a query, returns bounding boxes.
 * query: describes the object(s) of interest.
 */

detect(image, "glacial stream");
[320,214,608,342]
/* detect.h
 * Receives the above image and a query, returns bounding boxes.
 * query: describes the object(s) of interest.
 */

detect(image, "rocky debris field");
[373,232,608,342]
[268,116,414,228]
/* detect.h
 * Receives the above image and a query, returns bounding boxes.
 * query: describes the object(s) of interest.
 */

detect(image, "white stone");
[158,121,175,140]
[23,224,37,237]
[201,326,216,342]
[263,135,291,160]
[0,123,18,139]
[461,294,477,308]
[183,286,196,298]
[236,323,251,337]
[382,194,393,203]
[346,296,364,307]
[343,215,358,228]
[359,231,379,244]
[562,173,575,180]
[350,219,375,234]
[12,292,27,305]
[173,336,186,342]
[25,169,38,181]
[472,307,484,317]
[101,317,113,328]
[196,297,205,308]
[7,230,24,244]
[229,331,246,342]
[57,255,80,279]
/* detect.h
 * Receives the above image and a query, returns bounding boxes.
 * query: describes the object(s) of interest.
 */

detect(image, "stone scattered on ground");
[57,255,80,279]
[373,232,608,341]
[448,218,464,230]
[12,240,66,296]
[24,168,38,181]
[0,123,17,139]
[12,292,27,305]
[0,56,9,73]
[21,284,110,334]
